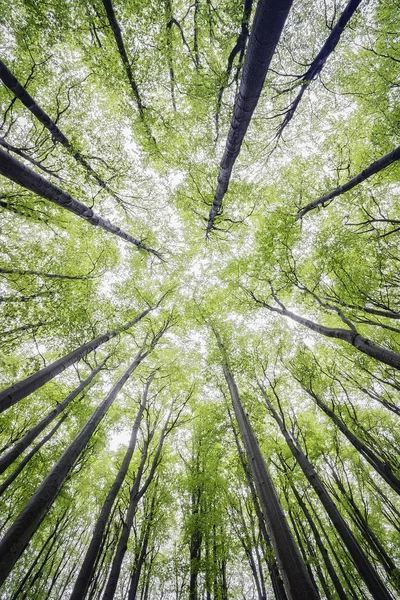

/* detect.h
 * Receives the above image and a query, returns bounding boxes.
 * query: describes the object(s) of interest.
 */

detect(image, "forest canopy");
[0,0,399,599]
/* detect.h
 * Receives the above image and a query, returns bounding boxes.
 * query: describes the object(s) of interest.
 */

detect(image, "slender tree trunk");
[229,407,287,600]
[215,332,319,600]
[70,373,155,600]
[0,358,107,474]
[127,486,158,600]
[252,292,400,370]
[298,145,400,218]
[0,267,92,280]
[262,388,393,600]
[207,0,293,233]
[102,412,171,599]
[0,59,123,202]
[0,147,161,257]
[290,482,349,600]
[0,413,68,496]
[0,305,152,413]
[0,347,148,585]
[277,0,362,138]
[296,380,400,494]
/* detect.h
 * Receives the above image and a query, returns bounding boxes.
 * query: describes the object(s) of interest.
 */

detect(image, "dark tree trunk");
[0,148,161,257]
[229,408,287,600]
[0,266,93,280]
[0,305,152,413]
[70,374,154,600]
[207,0,293,233]
[299,145,400,218]
[215,332,319,600]
[295,379,400,494]
[277,0,362,138]
[290,482,349,600]
[0,358,107,474]
[102,413,170,599]
[0,347,148,585]
[251,291,400,370]
[0,59,123,203]
[127,486,158,600]
[0,413,68,496]
[262,388,393,600]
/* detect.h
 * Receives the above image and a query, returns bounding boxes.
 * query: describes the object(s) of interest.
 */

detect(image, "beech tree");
[1,0,399,598]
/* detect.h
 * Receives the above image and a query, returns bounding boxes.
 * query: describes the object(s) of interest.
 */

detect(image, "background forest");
[0,0,399,598]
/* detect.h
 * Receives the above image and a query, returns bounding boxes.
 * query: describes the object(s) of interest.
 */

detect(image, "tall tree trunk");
[251,290,400,370]
[294,378,400,495]
[102,410,171,599]
[0,59,123,203]
[261,387,393,600]
[127,485,158,600]
[276,0,362,138]
[70,373,155,600]
[0,358,107,474]
[0,304,153,413]
[229,407,287,600]
[0,147,161,257]
[290,481,349,600]
[298,145,400,218]
[0,413,68,497]
[0,267,93,280]
[215,332,319,600]
[0,345,149,585]
[207,0,293,233]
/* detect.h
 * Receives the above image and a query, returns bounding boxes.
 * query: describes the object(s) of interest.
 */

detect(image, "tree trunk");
[0,305,152,413]
[253,293,400,370]
[299,145,400,218]
[229,407,287,600]
[297,380,400,495]
[0,413,68,496]
[207,0,293,233]
[290,482,349,600]
[0,266,92,280]
[0,347,147,585]
[102,412,170,599]
[69,373,154,600]
[0,358,107,474]
[277,0,362,138]
[0,148,161,256]
[262,388,393,600]
[0,59,124,203]
[215,332,319,600]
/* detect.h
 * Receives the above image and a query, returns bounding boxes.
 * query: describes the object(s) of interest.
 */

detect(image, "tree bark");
[0,413,68,497]
[262,388,393,600]
[207,0,293,233]
[0,304,152,413]
[0,148,162,257]
[69,373,154,600]
[0,59,124,203]
[0,358,107,474]
[277,0,362,138]
[215,332,319,600]
[0,346,148,586]
[298,381,400,495]
[252,291,400,370]
[298,145,400,218]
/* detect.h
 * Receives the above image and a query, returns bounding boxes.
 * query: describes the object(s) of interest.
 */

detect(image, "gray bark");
[0,305,152,413]
[207,0,293,233]
[0,347,148,586]
[0,148,161,257]
[0,359,107,474]
[262,388,393,600]
[298,145,400,218]
[69,374,154,600]
[215,332,319,600]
